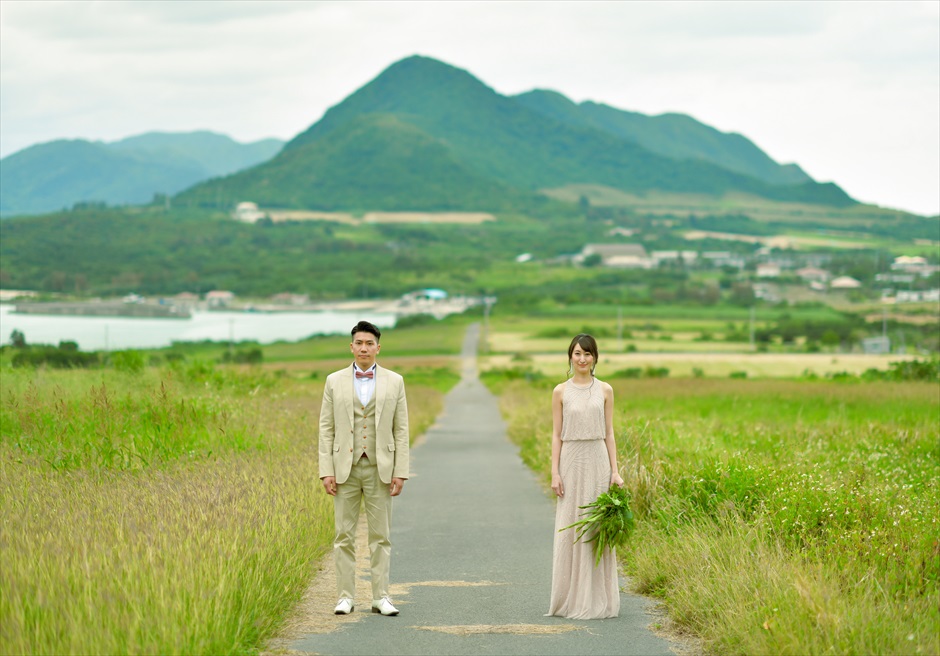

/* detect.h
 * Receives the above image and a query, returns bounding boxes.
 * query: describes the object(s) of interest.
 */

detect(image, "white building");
[206,290,236,308]
[797,266,831,283]
[578,243,652,268]
[830,276,862,289]
[756,263,782,278]
[233,202,266,223]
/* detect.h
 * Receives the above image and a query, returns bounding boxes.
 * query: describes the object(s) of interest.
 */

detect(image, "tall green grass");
[492,377,939,655]
[0,363,453,655]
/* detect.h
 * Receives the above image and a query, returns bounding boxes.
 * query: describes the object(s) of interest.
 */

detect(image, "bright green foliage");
[0,361,455,655]
[182,56,855,212]
[514,90,812,186]
[560,484,636,565]
[0,369,262,470]
[493,377,940,655]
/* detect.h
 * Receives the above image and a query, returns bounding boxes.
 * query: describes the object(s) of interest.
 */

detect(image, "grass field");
[480,308,930,378]
[0,358,456,655]
[483,352,919,379]
[264,210,495,225]
[486,375,940,655]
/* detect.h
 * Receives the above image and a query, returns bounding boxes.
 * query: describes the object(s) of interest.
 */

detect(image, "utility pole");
[617,307,623,351]
[482,299,490,354]
[228,318,234,359]
[749,306,755,350]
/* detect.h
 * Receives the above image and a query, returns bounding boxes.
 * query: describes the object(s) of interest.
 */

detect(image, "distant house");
[897,289,940,303]
[830,276,862,289]
[797,266,831,283]
[702,251,746,269]
[651,250,698,266]
[270,292,310,306]
[233,202,266,223]
[875,272,916,284]
[515,253,533,263]
[206,290,236,308]
[606,227,637,237]
[891,256,938,278]
[579,243,652,268]
[862,336,891,355]
[171,292,201,310]
[402,289,448,302]
[756,263,782,278]
[892,255,927,270]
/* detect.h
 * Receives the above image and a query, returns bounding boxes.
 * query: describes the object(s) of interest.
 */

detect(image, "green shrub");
[11,346,99,369]
[395,313,438,329]
[612,367,643,379]
[112,350,146,373]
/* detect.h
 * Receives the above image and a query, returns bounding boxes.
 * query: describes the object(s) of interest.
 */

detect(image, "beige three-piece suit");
[318,363,410,600]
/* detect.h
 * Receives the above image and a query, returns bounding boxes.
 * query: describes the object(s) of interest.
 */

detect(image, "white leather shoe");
[334,598,354,615]
[371,597,399,616]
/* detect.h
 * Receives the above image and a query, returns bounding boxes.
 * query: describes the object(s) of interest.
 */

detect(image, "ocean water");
[0,305,396,351]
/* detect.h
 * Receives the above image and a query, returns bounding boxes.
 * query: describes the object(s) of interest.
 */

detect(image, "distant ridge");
[179,55,855,212]
[0,131,283,217]
[513,89,811,186]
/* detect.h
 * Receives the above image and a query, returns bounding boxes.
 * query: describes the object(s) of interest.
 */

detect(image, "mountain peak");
[286,55,500,150]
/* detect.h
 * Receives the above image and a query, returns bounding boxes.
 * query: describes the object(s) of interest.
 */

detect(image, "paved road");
[290,324,675,655]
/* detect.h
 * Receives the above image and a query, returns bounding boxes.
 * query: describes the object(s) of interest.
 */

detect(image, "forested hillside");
[178,56,855,212]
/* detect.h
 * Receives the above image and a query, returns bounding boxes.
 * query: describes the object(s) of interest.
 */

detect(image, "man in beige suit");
[319,320,409,616]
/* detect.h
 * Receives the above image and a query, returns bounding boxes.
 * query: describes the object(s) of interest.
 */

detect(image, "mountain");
[174,115,535,212]
[512,89,810,186]
[0,131,283,217]
[178,56,853,212]
[109,131,284,179]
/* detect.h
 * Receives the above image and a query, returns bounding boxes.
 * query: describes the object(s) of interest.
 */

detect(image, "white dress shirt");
[353,364,376,405]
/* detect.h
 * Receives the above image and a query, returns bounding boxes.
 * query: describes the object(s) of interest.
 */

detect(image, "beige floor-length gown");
[547,378,620,619]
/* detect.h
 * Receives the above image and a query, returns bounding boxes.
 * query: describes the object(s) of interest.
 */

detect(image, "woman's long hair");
[566,333,599,378]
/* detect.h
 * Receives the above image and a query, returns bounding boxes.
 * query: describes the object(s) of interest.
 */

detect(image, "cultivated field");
[487,375,940,655]
[264,210,495,225]
[483,352,918,379]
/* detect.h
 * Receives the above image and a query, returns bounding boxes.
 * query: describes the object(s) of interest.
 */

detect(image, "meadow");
[479,310,924,378]
[485,374,940,655]
[0,358,457,655]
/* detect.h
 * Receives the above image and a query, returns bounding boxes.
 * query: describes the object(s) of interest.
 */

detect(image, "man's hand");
[389,477,405,497]
[321,476,337,496]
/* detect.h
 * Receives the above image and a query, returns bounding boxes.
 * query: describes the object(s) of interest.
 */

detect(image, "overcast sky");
[1,1,938,215]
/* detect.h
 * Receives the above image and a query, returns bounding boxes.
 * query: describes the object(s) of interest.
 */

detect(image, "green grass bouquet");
[560,484,636,566]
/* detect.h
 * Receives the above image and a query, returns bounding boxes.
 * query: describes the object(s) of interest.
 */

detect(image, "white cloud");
[1,0,937,214]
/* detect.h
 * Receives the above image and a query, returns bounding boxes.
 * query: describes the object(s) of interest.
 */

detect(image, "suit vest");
[353,392,377,462]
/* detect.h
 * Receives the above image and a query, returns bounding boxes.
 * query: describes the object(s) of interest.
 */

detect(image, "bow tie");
[355,370,374,379]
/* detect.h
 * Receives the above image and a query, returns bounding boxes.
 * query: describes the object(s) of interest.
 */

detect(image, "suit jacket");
[318,363,410,485]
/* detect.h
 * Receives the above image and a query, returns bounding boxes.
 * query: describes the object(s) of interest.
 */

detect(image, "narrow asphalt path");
[290,324,675,655]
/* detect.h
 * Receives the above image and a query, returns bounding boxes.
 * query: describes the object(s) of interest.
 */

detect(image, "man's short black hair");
[351,320,381,342]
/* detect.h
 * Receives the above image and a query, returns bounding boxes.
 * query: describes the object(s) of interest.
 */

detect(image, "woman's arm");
[603,383,624,487]
[550,384,565,497]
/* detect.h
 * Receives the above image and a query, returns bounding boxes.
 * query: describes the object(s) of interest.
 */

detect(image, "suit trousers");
[333,456,392,600]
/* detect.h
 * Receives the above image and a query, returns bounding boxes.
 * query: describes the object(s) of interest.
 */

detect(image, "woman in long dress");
[547,333,623,619]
